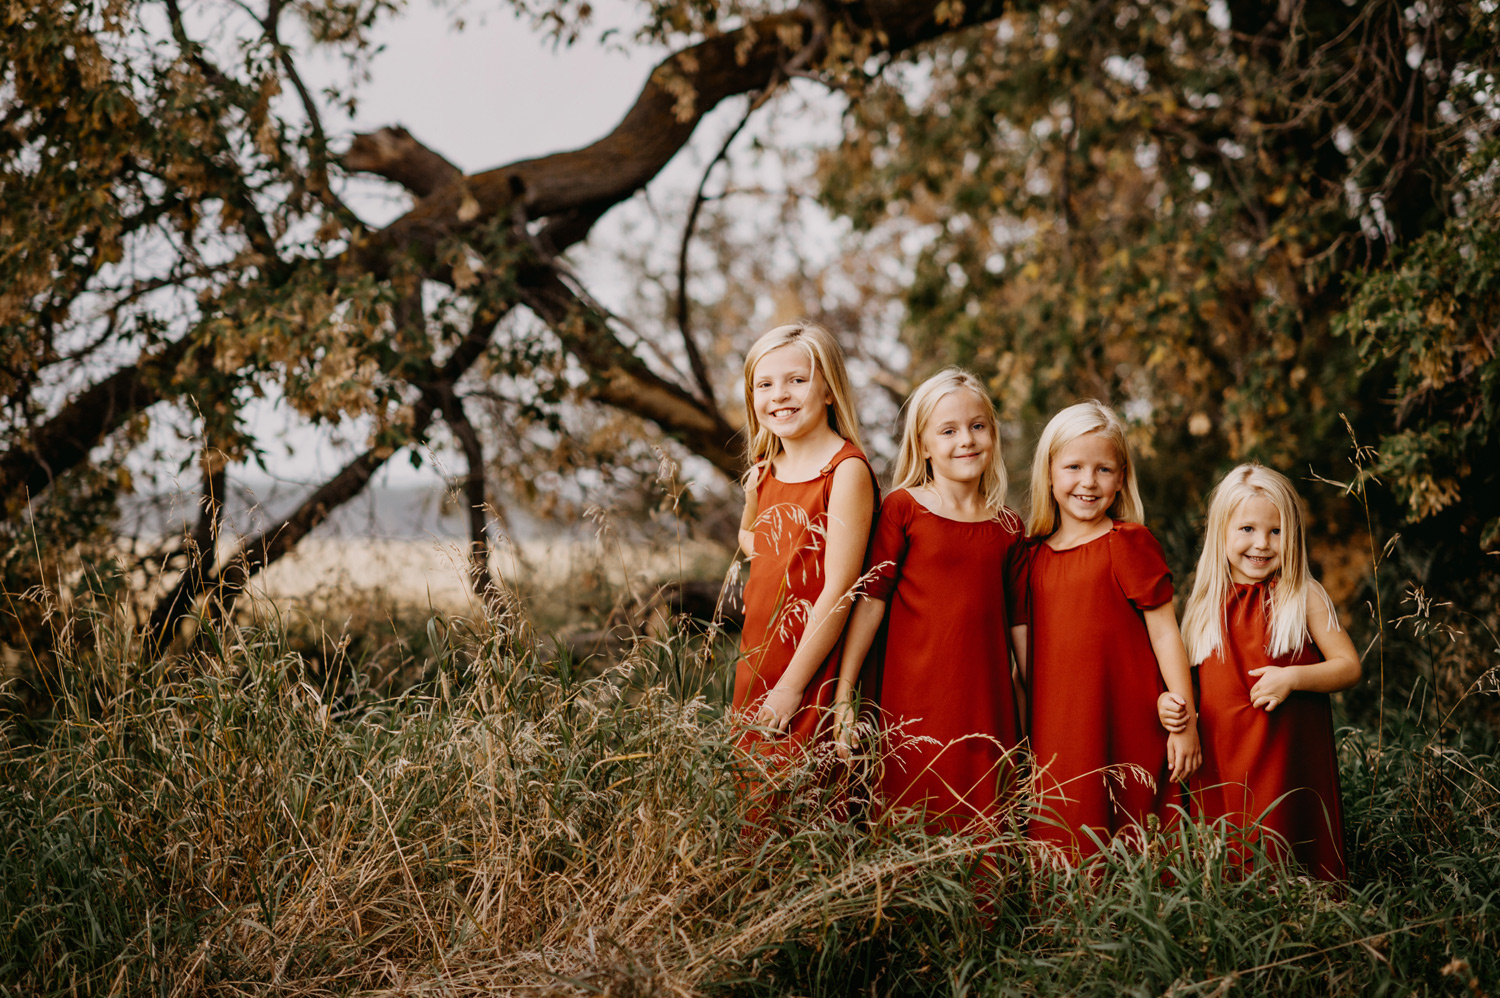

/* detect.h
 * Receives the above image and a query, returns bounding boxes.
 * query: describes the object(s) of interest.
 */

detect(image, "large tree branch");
[355,0,1008,273]
[7,0,1007,523]
[343,126,463,199]
[515,263,740,477]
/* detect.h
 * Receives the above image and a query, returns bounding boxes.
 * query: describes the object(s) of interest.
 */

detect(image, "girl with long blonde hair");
[1159,463,1359,880]
[734,320,876,767]
[1008,400,1200,860]
[833,368,1026,832]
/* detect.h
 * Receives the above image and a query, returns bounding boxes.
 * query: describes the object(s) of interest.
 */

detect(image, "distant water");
[117,474,556,544]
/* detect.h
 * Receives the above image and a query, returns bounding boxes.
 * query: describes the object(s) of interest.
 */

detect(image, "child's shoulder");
[1301,578,1337,619]
[879,487,921,517]
[1106,519,1169,562]
[1110,519,1158,540]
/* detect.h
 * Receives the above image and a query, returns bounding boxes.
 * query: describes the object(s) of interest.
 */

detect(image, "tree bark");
[434,389,501,608]
[514,262,741,477]
[144,452,227,654]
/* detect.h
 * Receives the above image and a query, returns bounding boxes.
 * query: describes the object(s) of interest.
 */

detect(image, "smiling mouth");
[769,407,799,419]
[1244,555,1274,566]
[1070,494,1102,503]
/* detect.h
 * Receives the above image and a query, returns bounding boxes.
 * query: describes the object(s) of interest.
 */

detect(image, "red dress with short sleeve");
[862,489,1023,832]
[1012,520,1181,858]
[735,439,875,754]
[1193,582,1347,881]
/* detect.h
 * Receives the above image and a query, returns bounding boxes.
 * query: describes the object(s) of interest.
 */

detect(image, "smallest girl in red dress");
[1160,463,1360,881]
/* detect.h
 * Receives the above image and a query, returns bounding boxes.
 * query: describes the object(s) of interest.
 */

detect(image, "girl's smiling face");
[919,389,994,486]
[1049,433,1123,527]
[752,344,832,442]
[1226,495,1283,584]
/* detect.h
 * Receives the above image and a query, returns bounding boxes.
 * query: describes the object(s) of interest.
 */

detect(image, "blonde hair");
[741,320,864,485]
[1180,463,1328,664]
[1025,400,1145,536]
[891,368,1014,521]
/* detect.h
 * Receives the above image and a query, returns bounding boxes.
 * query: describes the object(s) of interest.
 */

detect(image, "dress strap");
[819,438,866,476]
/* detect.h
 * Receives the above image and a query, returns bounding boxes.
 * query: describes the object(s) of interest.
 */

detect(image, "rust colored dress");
[1193,582,1347,881]
[863,489,1024,832]
[735,440,875,759]
[1010,520,1181,859]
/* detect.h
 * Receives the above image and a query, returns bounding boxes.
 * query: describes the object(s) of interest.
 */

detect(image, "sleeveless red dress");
[1010,520,1181,859]
[863,490,1024,832]
[735,440,875,757]
[1193,582,1347,881]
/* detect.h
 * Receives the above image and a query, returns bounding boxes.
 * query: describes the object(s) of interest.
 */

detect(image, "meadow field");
[1,544,1497,996]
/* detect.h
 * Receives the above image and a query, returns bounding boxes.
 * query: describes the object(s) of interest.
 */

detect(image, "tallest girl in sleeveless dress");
[734,321,876,769]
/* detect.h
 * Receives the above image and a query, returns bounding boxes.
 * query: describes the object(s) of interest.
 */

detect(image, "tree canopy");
[2,0,1498,659]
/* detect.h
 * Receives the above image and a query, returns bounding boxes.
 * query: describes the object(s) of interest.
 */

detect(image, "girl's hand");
[1157,692,1191,733]
[1247,665,1297,711]
[832,698,858,759]
[755,686,803,733]
[1166,726,1202,782]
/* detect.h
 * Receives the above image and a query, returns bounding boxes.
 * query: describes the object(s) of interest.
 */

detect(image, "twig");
[675,97,758,409]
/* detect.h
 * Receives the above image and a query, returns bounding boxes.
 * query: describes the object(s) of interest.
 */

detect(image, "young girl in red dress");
[735,321,876,766]
[1010,401,1201,861]
[831,368,1025,832]
[1160,463,1359,880]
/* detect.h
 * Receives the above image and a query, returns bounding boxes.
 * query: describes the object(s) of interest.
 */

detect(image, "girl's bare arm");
[832,596,887,755]
[756,460,876,729]
[835,596,887,704]
[1248,584,1361,708]
[1009,624,1030,689]
[1143,602,1202,781]
[1009,624,1030,734]
[738,475,759,557]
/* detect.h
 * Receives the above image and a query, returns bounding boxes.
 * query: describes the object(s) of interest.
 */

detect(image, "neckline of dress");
[766,440,853,484]
[1042,520,1117,552]
[903,488,997,525]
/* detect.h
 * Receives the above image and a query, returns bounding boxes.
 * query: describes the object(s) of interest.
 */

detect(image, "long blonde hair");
[891,368,1015,521]
[1180,463,1328,664]
[1025,400,1145,536]
[741,320,864,485]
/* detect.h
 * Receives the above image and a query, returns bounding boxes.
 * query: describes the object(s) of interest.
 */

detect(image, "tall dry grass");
[3,580,1497,996]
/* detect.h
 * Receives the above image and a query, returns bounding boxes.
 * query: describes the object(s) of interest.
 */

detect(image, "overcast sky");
[312,0,665,209]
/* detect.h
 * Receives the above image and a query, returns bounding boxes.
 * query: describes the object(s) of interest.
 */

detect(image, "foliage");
[1337,177,1500,553]
[816,0,1500,566]
[1,591,1497,996]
